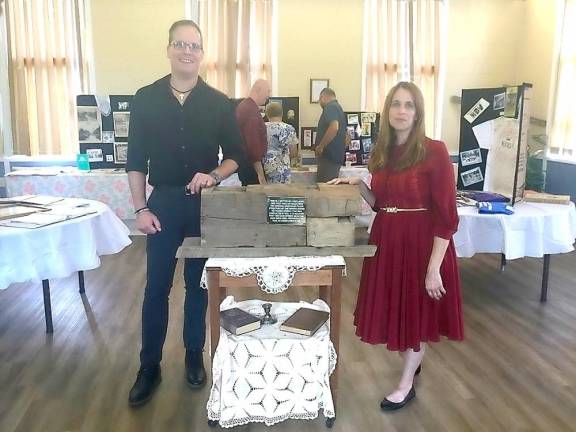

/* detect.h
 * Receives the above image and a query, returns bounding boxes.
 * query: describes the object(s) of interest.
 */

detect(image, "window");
[549,0,576,161]
[5,0,93,155]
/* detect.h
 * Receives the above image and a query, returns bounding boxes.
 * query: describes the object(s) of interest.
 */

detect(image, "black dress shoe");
[129,365,161,407]
[186,349,207,389]
[380,386,416,411]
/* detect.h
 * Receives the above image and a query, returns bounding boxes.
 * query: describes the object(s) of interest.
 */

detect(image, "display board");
[457,83,532,204]
[76,95,133,169]
[343,111,380,166]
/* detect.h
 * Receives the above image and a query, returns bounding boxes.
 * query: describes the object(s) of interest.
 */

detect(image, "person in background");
[329,81,463,411]
[125,19,243,407]
[236,79,271,185]
[314,87,347,182]
[263,102,299,183]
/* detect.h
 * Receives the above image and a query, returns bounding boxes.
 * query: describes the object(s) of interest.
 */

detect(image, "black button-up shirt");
[126,75,243,186]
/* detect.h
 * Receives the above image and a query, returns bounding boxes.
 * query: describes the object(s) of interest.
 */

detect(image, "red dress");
[354,138,464,351]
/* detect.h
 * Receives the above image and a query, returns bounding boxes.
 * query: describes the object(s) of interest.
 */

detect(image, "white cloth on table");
[0,198,131,289]
[207,297,336,428]
[201,256,346,294]
[454,202,576,259]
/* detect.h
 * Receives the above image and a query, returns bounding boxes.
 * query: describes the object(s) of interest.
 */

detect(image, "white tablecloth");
[454,202,576,259]
[0,198,132,289]
[208,297,336,428]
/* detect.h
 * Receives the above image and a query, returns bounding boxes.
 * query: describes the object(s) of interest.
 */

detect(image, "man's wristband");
[209,170,223,184]
[135,206,150,215]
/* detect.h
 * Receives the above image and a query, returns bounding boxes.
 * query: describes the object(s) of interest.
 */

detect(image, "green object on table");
[77,153,90,171]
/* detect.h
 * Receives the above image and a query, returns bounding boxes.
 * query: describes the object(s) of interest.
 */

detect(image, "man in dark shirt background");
[235,79,271,185]
[314,88,346,182]
[125,20,243,407]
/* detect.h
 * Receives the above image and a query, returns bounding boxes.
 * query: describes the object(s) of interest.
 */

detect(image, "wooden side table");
[205,261,345,424]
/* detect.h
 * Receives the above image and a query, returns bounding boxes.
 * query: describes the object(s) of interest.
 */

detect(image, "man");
[125,20,243,407]
[314,88,347,182]
[235,79,271,185]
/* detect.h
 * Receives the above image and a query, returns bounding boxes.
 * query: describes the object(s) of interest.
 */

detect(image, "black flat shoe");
[186,349,207,389]
[380,386,416,411]
[129,365,161,407]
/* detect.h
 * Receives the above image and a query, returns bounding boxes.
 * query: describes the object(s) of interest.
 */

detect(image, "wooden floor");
[1,235,576,432]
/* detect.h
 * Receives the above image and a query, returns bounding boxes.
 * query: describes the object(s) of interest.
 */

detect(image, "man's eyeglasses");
[170,40,203,52]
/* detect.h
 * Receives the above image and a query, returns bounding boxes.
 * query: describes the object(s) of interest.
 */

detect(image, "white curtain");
[6,0,93,155]
[199,0,274,98]
[362,0,446,138]
[549,0,576,160]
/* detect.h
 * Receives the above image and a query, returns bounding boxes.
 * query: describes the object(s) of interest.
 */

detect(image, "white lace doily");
[201,256,346,294]
[207,297,336,428]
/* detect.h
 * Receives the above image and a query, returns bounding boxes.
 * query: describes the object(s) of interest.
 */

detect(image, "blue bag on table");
[476,202,514,215]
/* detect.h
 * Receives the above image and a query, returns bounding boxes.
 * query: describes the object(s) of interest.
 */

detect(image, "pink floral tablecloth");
[5,171,150,220]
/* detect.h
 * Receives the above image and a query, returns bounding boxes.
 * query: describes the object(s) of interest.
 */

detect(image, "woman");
[329,82,463,410]
[263,102,299,183]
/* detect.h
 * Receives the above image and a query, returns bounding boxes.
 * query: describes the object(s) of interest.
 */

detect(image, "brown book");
[280,308,330,336]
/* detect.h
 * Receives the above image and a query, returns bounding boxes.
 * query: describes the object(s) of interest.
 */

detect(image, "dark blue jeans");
[139,186,207,369]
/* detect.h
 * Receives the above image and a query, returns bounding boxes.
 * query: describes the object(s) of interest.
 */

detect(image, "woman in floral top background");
[264,102,299,183]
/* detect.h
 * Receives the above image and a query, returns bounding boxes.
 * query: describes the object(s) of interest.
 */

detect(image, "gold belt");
[376,207,428,213]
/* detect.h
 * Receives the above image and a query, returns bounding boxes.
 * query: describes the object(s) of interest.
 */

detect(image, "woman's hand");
[327,177,362,185]
[425,267,446,300]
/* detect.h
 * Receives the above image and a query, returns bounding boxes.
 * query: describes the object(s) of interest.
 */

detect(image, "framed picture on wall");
[310,79,329,103]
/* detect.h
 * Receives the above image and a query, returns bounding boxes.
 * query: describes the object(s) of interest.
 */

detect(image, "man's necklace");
[170,82,194,103]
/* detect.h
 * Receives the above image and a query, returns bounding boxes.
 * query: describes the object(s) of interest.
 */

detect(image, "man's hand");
[315,145,324,158]
[136,210,162,235]
[187,172,216,194]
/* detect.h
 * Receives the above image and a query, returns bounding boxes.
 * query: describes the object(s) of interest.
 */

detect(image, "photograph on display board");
[114,142,128,163]
[460,148,482,166]
[117,101,130,111]
[347,113,359,124]
[464,98,490,124]
[346,126,356,139]
[460,167,484,187]
[113,112,130,138]
[102,131,115,143]
[362,153,370,165]
[78,106,102,143]
[362,138,372,153]
[503,86,519,118]
[493,92,505,111]
[86,148,104,162]
[360,122,371,137]
[345,152,357,164]
[361,112,377,123]
[349,139,361,151]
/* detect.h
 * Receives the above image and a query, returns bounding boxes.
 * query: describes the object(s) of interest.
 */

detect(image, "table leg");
[540,254,550,303]
[319,285,329,304]
[207,270,221,360]
[78,271,85,294]
[500,254,506,272]
[42,280,54,333]
[328,267,342,412]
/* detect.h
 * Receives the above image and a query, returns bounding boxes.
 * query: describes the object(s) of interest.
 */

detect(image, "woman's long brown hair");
[368,82,427,173]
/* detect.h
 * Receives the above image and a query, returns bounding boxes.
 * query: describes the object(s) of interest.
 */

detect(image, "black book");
[280,308,330,336]
[220,307,261,335]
